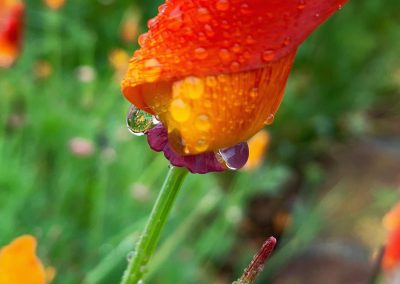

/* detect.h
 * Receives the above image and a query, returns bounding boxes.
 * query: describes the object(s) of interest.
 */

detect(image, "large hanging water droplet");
[216,142,249,170]
[126,105,155,136]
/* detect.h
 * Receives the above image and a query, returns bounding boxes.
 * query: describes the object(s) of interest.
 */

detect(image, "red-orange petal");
[0,0,24,68]
[383,203,400,232]
[122,0,348,154]
[383,228,400,271]
[0,235,47,284]
[122,0,347,99]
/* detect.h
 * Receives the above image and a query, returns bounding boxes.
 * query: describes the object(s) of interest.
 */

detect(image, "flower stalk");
[121,166,188,284]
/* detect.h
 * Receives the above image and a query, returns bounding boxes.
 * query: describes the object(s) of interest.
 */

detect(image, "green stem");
[121,166,188,284]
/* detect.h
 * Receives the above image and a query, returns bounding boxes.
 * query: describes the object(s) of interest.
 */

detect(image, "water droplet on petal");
[194,47,208,60]
[195,114,211,131]
[197,7,211,22]
[297,0,306,10]
[127,251,136,262]
[215,0,230,11]
[195,138,209,152]
[170,99,192,122]
[262,50,276,62]
[218,48,233,63]
[184,76,205,99]
[143,58,161,82]
[126,105,155,136]
[216,142,249,170]
[264,113,275,125]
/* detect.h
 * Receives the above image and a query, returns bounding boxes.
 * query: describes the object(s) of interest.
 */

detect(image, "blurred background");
[1,0,400,283]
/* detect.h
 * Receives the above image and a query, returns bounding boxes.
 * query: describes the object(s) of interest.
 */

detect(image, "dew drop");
[170,99,192,122]
[195,138,209,152]
[264,113,275,125]
[231,43,242,54]
[138,33,148,47]
[215,0,230,11]
[250,88,258,98]
[216,142,249,170]
[197,7,211,23]
[240,3,253,15]
[167,7,183,31]
[127,251,136,262]
[204,24,215,37]
[230,61,240,72]
[195,114,211,131]
[126,105,155,136]
[143,58,161,82]
[182,76,205,99]
[262,50,276,62]
[282,37,291,46]
[194,47,208,60]
[297,0,306,10]
[206,76,217,87]
[218,48,233,63]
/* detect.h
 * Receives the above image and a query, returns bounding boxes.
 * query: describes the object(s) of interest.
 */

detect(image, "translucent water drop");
[170,99,192,122]
[297,0,306,10]
[230,61,240,72]
[126,105,155,136]
[184,76,205,99]
[218,48,233,63]
[262,50,276,62]
[204,24,215,37]
[197,7,211,23]
[195,138,209,152]
[167,7,183,31]
[143,58,161,82]
[194,47,208,60]
[216,142,249,170]
[264,113,275,125]
[250,88,258,98]
[127,251,135,262]
[195,114,211,131]
[206,76,217,87]
[240,3,253,15]
[215,0,230,11]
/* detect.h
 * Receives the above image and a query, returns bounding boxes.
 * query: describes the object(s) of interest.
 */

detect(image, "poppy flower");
[0,235,47,284]
[0,0,24,68]
[122,0,347,172]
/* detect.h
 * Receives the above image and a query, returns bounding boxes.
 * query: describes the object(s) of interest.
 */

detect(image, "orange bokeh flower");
[0,235,47,284]
[0,0,24,68]
[43,0,65,10]
[383,203,400,271]
[122,0,348,155]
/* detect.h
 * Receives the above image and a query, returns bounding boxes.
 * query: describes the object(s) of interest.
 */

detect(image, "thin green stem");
[121,166,188,284]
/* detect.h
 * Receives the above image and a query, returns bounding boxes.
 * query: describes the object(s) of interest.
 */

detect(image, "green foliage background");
[1,0,399,283]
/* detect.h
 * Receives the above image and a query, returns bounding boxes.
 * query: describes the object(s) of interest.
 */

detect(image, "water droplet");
[195,138,209,152]
[240,3,253,14]
[264,113,275,125]
[204,24,215,37]
[230,61,240,72]
[297,0,306,10]
[218,48,233,63]
[197,7,211,23]
[262,50,276,62]
[282,37,291,46]
[170,99,192,122]
[147,18,158,29]
[245,35,256,45]
[206,76,217,87]
[182,76,205,99]
[250,88,258,98]
[195,114,211,131]
[138,33,148,47]
[143,58,161,82]
[194,47,208,60]
[216,142,249,170]
[126,105,155,136]
[127,251,135,261]
[314,13,320,18]
[215,0,230,11]
[167,7,183,31]
[231,43,242,54]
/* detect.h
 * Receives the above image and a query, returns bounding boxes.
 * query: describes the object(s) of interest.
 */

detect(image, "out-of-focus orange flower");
[120,11,140,43]
[109,48,130,81]
[0,0,24,68]
[244,129,270,171]
[43,0,65,10]
[383,203,400,271]
[34,60,53,79]
[0,235,46,284]
[122,0,348,155]
[384,203,400,232]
